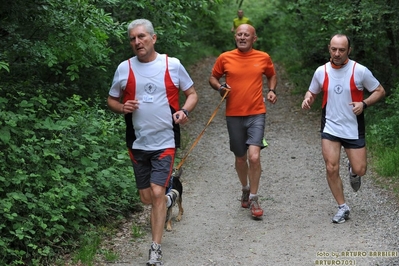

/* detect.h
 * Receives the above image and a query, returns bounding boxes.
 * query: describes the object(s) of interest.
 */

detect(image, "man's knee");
[325,161,339,176]
[139,188,152,205]
[235,155,247,164]
[353,164,367,177]
[248,152,260,165]
[140,195,152,205]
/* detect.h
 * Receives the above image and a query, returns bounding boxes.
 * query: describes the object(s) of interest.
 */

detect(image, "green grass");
[131,223,146,239]
[374,146,399,177]
[100,249,119,263]
[72,232,101,266]
[369,144,399,200]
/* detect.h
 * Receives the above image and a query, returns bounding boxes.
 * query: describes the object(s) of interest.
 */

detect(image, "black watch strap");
[218,83,227,91]
[180,108,189,117]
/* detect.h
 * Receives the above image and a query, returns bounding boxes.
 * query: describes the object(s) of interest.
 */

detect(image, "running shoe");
[332,205,350,224]
[347,160,361,192]
[241,188,250,208]
[249,196,263,217]
[147,243,163,266]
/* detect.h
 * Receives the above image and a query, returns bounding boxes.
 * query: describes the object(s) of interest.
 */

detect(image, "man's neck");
[330,58,349,69]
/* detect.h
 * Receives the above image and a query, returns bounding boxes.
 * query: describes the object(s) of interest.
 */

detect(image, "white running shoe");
[147,242,164,266]
[332,205,350,224]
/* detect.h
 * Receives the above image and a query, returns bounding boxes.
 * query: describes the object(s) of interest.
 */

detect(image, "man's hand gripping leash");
[218,83,231,98]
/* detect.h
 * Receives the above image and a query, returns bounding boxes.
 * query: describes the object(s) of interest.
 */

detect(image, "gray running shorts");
[226,114,266,157]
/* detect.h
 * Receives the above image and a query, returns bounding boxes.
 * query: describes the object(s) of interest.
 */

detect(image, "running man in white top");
[301,34,385,224]
[107,19,198,265]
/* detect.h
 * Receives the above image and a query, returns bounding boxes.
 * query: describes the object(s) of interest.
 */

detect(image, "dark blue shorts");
[321,132,365,149]
[128,148,175,189]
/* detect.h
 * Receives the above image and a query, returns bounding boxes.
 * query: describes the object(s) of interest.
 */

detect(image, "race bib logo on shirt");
[144,83,157,94]
[334,84,343,94]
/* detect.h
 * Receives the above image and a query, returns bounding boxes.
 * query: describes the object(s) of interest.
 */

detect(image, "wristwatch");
[218,83,228,91]
[362,101,367,109]
[180,108,189,117]
[268,89,276,95]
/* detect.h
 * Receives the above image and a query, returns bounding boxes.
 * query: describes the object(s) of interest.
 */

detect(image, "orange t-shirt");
[211,49,276,116]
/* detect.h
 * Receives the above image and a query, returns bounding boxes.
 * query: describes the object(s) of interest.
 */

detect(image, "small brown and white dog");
[165,168,184,231]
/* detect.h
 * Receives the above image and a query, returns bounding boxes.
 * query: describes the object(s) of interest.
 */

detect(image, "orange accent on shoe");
[250,197,263,217]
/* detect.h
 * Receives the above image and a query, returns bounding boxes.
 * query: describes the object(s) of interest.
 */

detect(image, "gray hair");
[127,19,155,37]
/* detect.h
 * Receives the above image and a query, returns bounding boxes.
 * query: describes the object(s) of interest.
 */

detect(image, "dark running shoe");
[241,188,250,208]
[347,160,361,192]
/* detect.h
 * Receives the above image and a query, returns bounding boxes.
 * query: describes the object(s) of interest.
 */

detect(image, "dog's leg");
[165,207,173,231]
[176,197,184,222]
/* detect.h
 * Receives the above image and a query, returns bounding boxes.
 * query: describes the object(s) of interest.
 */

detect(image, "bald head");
[236,24,256,36]
[330,34,351,50]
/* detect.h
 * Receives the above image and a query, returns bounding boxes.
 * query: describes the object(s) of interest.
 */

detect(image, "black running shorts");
[128,148,175,189]
[321,132,365,149]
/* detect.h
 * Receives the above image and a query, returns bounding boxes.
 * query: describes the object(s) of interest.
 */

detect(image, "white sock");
[249,193,257,200]
[151,242,161,250]
[242,185,249,190]
[339,203,347,209]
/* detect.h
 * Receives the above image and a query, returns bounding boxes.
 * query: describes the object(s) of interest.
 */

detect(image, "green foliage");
[367,84,399,178]
[368,84,399,147]
[0,61,9,72]
[1,0,123,81]
[0,88,139,264]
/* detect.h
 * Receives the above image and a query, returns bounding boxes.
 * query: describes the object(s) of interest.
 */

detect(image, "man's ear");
[152,34,157,44]
[348,47,352,55]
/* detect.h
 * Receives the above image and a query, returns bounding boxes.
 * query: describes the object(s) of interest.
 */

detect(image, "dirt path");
[102,57,399,266]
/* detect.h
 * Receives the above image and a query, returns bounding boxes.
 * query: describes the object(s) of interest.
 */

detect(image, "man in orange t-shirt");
[209,24,277,218]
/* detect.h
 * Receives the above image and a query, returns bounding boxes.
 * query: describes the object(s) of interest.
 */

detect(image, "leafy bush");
[368,84,399,147]
[0,88,140,265]
[367,83,399,178]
